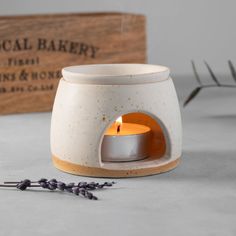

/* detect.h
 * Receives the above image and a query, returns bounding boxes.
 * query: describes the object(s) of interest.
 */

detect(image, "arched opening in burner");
[100,112,169,166]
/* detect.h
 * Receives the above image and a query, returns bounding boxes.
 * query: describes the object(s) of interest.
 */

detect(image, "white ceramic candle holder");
[51,64,182,177]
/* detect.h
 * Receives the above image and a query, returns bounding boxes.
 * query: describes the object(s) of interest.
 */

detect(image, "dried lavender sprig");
[4,178,48,184]
[1,182,97,200]
[75,181,115,190]
[46,179,115,192]
[3,178,57,191]
[2,179,116,200]
[5,179,116,190]
[41,181,98,200]
[72,187,98,200]
[39,180,98,200]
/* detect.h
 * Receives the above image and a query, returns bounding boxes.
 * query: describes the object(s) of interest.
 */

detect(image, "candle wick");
[117,124,121,134]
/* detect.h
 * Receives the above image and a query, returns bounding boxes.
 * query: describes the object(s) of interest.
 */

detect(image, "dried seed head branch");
[204,61,221,86]
[184,61,236,107]
[183,86,202,107]
[191,60,202,85]
[228,60,236,83]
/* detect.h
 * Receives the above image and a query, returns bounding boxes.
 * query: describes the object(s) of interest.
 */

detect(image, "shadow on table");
[146,150,236,182]
[203,114,236,121]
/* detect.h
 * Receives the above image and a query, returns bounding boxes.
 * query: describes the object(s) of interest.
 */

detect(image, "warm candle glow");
[116,116,122,125]
[103,119,151,161]
[116,116,122,133]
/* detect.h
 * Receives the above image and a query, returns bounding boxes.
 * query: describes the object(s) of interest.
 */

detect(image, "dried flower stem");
[0,179,115,200]
[184,60,236,107]
[0,184,41,187]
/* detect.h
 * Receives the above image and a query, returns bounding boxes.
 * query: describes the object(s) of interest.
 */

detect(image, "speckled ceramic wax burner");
[51,64,182,177]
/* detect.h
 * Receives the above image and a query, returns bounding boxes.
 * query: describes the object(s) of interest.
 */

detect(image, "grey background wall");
[0,0,235,77]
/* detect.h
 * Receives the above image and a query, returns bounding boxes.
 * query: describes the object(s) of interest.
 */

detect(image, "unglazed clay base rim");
[52,155,181,178]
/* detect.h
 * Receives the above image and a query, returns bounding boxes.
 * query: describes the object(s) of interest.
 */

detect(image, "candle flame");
[116,116,122,133]
[116,116,122,125]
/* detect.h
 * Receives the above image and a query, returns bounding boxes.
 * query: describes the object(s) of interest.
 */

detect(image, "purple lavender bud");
[67,183,75,188]
[39,178,47,183]
[48,183,57,190]
[65,187,73,193]
[16,182,27,191]
[86,192,93,199]
[88,182,96,187]
[22,179,31,187]
[79,188,86,196]
[49,178,57,183]
[78,182,87,188]
[57,182,66,191]
[48,181,57,188]
[39,182,48,188]
[86,185,96,190]
[72,187,80,195]
[38,178,47,183]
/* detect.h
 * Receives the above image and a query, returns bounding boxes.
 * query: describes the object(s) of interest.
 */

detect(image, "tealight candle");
[101,117,151,162]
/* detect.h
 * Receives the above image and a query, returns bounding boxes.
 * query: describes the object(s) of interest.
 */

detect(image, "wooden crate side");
[0,13,146,114]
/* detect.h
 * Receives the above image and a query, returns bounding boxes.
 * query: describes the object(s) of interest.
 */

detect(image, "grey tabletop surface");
[0,76,235,236]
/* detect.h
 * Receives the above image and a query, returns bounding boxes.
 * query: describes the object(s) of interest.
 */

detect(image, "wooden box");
[0,13,146,114]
